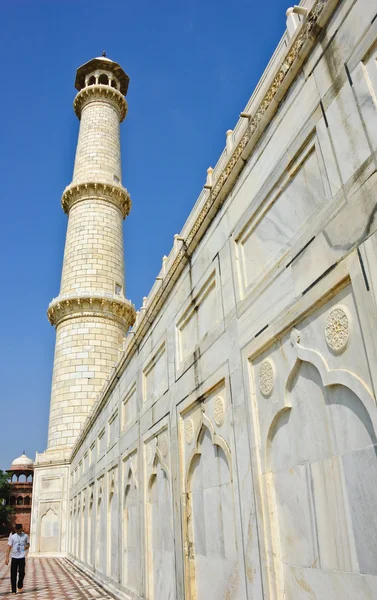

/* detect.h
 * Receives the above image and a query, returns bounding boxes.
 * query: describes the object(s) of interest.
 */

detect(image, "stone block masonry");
[73,100,122,185]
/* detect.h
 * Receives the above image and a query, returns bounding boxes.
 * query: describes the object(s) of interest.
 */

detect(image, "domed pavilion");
[6,453,34,534]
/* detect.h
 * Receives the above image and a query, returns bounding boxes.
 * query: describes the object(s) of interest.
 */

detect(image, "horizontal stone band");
[61,181,132,219]
[74,85,128,121]
[47,293,136,328]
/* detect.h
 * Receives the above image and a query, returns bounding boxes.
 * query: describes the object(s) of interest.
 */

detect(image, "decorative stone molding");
[73,85,128,121]
[47,293,136,329]
[61,181,131,219]
[259,360,275,397]
[325,306,350,353]
[214,397,225,427]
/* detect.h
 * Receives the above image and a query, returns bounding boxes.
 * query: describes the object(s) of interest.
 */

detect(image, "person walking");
[5,523,30,595]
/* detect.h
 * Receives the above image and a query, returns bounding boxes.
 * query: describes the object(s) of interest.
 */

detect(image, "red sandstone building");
[6,453,34,534]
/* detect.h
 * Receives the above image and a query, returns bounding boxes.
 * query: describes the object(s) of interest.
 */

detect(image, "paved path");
[0,539,115,599]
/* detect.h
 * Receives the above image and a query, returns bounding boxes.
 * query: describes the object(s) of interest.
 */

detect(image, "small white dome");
[11,453,33,467]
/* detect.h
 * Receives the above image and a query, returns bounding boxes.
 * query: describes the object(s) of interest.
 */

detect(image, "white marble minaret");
[30,55,135,554]
[47,55,135,450]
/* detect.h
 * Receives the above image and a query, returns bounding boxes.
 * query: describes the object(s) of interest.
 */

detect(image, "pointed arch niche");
[39,505,60,553]
[260,331,377,598]
[145,446,175,600]
[107,467,119,581]
[122,457,140,593]
[80,490,86,563]
[88,487,94,567]
[184,413,238,600]
[95,482,105,572]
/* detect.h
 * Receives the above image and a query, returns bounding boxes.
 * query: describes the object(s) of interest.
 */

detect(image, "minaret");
[46,54,135,450]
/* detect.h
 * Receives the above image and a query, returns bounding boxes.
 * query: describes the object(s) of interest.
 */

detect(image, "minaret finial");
[102,50,106,57]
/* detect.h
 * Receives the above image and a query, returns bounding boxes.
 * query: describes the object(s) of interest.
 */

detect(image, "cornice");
[71,0,339,460]
[47,293,136,329]
[73,85,128,121]
[61,181,131,219]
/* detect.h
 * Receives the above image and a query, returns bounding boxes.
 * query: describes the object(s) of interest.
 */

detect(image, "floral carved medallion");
[214,397,225,427]
[186,420,194,445]
[259,360,275,397]
[325,306,350,353]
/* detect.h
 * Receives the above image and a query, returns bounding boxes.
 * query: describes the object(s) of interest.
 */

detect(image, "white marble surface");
[32,2,377,599]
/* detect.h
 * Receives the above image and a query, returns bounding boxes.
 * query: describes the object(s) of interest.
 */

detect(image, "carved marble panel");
[39,502,60,553]
[144,429,175,600]
[143,343,168,404]
[107,467,119,580]
[179,382,246,600]
[235,137,328,298]
[176,271,218,364]
[249,284,377,598]
[122,452,140,594]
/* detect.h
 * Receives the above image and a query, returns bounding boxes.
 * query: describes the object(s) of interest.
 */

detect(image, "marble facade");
[31,0,377,598]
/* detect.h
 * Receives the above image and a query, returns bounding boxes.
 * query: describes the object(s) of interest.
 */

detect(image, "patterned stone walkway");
[0,539,115,599]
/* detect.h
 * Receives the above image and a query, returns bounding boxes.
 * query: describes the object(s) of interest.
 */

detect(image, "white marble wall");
[33,0,377,598]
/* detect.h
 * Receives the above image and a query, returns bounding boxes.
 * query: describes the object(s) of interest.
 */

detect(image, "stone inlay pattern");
[259,360,275,396]
[325,306,350,353]
[0,539,115,599]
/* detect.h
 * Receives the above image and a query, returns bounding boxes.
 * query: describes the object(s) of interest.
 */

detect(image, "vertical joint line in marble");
[357,247,370,292]
[319,100,329,128]
[345,63,353,87]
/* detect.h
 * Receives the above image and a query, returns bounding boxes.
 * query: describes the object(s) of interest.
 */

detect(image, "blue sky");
[0,0,288,469]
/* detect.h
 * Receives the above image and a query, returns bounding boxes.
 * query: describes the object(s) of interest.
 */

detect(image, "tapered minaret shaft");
[46,56,135,450]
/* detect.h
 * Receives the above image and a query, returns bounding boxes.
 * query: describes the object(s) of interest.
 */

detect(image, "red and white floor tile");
[0,540,115,599]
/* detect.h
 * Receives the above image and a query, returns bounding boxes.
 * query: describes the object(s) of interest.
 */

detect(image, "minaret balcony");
[73,84,127,121]
[47,292,136,329]
[61,181,131,219]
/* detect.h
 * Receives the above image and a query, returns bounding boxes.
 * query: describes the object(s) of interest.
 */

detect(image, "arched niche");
[184,419,237,600]
[107,473,119,580]
[146,448,174,600]
[123,464,140,592]
[267,346,377,594]
[95,486,104,571]
[88,490,94,567]
[80,491,86,562]
[39,507,59,553]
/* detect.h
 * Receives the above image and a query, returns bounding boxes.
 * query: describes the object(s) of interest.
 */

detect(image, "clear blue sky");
[0,0,288,469]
